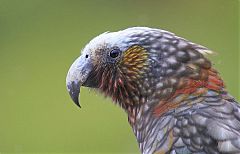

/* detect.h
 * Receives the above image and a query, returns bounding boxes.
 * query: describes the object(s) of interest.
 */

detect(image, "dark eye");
[110,49,120,58]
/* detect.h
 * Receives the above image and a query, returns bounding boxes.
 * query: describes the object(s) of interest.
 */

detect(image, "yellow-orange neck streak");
[119,45,149,80]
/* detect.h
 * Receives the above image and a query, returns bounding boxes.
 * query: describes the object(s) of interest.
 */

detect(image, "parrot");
[66,27,240,154]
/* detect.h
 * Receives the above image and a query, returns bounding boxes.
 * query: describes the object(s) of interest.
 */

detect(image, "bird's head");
[66,27,154,108]
[66,27,223,113]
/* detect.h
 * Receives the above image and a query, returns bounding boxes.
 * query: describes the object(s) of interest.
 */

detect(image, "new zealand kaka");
[66,27,240,154]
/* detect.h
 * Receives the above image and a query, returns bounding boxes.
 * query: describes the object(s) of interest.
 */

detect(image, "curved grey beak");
[66,55,93,107]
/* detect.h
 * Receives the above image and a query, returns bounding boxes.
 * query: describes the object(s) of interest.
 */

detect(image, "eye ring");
[109,48,120,58]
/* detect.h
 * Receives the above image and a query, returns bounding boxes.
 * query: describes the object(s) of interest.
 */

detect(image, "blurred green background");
[0,0,238,153]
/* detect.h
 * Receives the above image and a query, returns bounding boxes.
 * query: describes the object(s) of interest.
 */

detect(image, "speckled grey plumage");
[119,28,240,154]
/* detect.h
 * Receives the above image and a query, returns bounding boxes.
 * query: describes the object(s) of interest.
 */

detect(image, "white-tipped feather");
[198,49,214,55]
